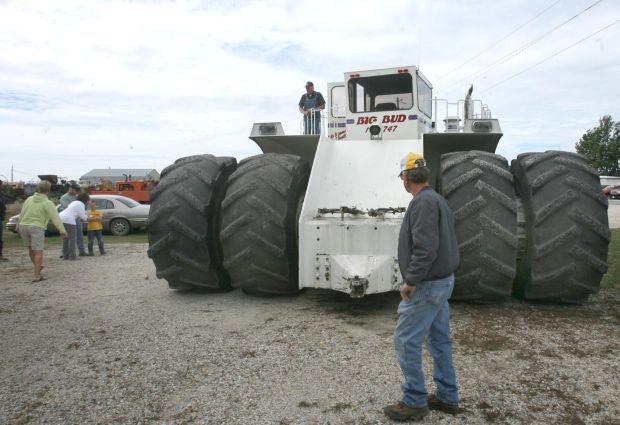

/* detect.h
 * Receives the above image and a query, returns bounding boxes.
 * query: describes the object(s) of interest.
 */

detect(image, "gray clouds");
[1,0,619,180]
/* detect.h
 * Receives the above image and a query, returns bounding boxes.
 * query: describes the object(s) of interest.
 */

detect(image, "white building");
[600,176,620,187]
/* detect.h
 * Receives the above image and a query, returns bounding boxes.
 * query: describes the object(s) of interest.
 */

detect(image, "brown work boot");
[383,401,429,421]
[427,394,459,414]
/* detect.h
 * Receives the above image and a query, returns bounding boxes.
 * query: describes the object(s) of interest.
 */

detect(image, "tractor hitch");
[348,275,369,298]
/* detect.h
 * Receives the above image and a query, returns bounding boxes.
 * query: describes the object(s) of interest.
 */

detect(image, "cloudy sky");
[1,0,619,182]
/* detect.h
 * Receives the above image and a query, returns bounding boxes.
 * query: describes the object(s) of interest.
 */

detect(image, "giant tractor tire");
[147,155,237,290]
[220,153,310,295]
[511,151,610,304]
[439,151,518,302]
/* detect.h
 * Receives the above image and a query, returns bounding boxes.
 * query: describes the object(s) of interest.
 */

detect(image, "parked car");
[611,187,620,200]
[90,194,150,236]
[5,194,149,236]
[5,214,20,233]
[603,184,620,198]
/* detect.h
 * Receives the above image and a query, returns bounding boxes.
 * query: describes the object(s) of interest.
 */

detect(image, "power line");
[479,19,620,94]
[443,0,604,90]
[437,0,562,81]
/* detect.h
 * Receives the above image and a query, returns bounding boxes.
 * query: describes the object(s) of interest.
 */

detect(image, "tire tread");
[439,151,518,302]
[147,155,237,290]
[511,150,609,303]
[220,153,309,295]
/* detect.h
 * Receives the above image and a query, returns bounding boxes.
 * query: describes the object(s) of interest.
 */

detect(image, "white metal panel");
[299,136,422,294]
[344,65,418,77]
[300,137,421,213]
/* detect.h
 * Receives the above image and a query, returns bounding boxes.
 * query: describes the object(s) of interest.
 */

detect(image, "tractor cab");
[328,66,434,141]
[251,65,502,186]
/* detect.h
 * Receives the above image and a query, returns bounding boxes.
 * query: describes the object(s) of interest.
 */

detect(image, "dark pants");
[88,230,105,255]
[76,219,86,255]
[62,224,77,259]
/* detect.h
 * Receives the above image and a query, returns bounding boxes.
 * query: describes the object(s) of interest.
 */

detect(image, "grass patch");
[2,225,618,289]
[601,229,620,289]
[2,228,148,247]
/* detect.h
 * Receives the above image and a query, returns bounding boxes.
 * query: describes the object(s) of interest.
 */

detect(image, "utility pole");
[11,165,13,183]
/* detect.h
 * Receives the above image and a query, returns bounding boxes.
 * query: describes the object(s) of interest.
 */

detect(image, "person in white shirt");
[59,193,90,260]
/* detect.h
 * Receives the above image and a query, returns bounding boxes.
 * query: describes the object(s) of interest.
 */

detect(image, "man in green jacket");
[18,180,67,282]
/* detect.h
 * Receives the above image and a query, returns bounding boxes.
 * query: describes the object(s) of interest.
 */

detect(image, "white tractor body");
[298,66,432,296]
[298,137,422,296]
[250,65,503,297]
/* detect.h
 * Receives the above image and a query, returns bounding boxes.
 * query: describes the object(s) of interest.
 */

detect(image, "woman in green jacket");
[18,180,67,282]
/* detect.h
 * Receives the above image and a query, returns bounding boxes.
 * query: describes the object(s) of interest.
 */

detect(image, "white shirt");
[59,200,87,225]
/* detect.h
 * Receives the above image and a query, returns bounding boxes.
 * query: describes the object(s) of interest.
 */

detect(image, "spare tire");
[439,151,518,302]
[220,153,309,295]
[147,155,237,290]
[511,151,610,304]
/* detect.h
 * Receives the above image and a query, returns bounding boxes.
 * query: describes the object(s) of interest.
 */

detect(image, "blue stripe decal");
[346,119,355,124]
[408,115,418,120]
[328,123,347,128]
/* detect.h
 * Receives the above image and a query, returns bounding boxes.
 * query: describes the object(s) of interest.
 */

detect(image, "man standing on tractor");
[298,81,325,135]
[383,152,460,422]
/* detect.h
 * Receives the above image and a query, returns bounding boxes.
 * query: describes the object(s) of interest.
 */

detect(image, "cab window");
[416,73,432,118]
[330,86,346,118]
[348,73,413,113]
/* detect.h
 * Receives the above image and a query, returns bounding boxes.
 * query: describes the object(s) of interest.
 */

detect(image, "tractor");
[147,65,610,304]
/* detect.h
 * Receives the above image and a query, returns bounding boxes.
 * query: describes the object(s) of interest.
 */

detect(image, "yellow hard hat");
[399,152,426,176]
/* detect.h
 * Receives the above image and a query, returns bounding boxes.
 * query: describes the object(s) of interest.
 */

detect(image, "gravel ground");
[1,241,619,425]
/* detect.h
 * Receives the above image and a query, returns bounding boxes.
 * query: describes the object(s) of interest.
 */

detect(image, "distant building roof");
[81,169,157,178]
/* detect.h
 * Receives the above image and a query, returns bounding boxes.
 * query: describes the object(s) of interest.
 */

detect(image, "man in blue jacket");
[384,152,460,422]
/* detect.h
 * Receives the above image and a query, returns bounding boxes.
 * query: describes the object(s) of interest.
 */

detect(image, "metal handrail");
[432,97,492,132]
[299,108,327,135]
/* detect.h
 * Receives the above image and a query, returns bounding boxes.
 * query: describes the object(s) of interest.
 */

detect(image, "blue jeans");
[88,230,105,255]
[394,275,459,408]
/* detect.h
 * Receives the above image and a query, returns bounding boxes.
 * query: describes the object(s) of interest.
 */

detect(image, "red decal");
[382,114,407,123]
[357,116,377,125]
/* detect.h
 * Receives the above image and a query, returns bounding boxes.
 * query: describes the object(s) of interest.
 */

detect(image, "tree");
[575,115,620,176]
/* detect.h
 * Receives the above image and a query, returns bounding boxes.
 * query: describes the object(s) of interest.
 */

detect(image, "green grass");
[2,228,148,247]
[2,227,619,290]
[601,229,620,289]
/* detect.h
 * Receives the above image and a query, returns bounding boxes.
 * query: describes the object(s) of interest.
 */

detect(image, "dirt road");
[1,242,619,424]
